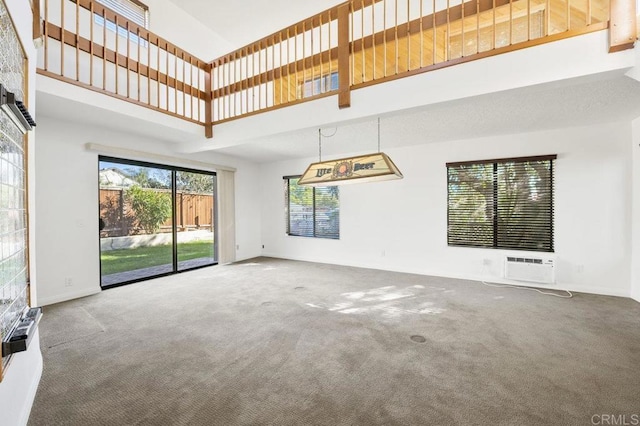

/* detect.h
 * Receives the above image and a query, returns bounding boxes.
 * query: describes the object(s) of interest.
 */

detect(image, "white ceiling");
[164,0,344,51]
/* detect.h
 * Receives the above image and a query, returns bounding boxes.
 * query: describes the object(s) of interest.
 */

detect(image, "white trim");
[85,143,237,172]
[38,288,101,307]
[218,170,236,264]
[261,254,632,299]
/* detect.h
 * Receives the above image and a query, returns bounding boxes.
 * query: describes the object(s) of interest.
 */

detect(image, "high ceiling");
[34,1,640,164]
[165,0,344,51]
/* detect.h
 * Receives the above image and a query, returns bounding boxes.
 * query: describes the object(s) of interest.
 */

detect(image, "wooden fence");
[99,188,214,237]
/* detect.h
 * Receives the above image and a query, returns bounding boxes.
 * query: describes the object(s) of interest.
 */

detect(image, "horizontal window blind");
[97,0,148,27]
[284,177,339,239]
[447,155,555,252]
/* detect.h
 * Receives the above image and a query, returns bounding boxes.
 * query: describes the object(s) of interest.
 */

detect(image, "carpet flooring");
[28,257,640,425]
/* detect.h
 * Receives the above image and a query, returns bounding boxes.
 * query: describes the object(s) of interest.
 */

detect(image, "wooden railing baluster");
[44,0,49,71]
[37,0,623,132]
[90,0,94,84]
[61,0,65,77]
[432,0,437,65]
[373,4,377,79]
[75,0,79,81]
[407,0,411,71]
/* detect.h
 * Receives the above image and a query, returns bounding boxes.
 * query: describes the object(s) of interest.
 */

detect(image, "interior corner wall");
[260,122,633,297]
[34,115,262,307]
[0,2,43,425]
[632,116,640,303]
[143,0,232,60]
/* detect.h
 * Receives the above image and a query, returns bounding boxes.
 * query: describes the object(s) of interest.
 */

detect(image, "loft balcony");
[34,0,636,139]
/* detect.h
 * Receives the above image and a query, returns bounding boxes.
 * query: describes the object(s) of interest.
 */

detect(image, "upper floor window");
[96,0,148,28]
[299,72,339,99]
[284,176,339,239]
[447,155,556,252]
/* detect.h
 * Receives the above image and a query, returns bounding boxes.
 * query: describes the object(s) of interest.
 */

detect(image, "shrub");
[125,185,172,234]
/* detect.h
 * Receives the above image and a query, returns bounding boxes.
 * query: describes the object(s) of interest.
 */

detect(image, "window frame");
[98,156,218,289]
[298,71,339,99]
[96,0,149,28]
[284,175,340,240]
[446,154,556,252]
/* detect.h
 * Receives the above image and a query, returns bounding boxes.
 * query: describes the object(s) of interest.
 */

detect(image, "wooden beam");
[32,0,43,41]
[337,2,351,109]
[609,0,637,52]
[204,64,213,139]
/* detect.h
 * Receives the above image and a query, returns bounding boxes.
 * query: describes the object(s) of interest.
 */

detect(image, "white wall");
[632,116,640,303]
[0,1,43,425]
[34,115,262,306]
[261,122,633,297]
[144,0,232,61]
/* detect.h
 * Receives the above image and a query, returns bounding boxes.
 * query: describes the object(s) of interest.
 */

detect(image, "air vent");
[504,256,555,284]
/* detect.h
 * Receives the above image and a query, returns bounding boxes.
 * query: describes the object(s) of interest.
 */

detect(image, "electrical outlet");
[577,264,585,273]
[381,250,386,257]
[64,277,73,287]
[262,245,265,249]
[483,259,492,266]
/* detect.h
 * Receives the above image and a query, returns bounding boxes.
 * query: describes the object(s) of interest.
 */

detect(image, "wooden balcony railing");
[35,0,634,136]
[36,0,210,125]
[210,0,614,124]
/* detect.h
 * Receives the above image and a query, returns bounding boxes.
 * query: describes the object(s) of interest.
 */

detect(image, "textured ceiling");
[164,0,344,51]
[213,75,640,163]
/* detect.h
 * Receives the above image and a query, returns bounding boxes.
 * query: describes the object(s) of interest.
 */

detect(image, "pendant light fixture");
[298,117,403,187]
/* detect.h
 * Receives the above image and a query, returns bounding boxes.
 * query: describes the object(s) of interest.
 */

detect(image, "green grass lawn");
[100,240,214,275]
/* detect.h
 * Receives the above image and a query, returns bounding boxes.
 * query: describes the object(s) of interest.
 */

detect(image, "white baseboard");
[39,288,101,307]
[260,253,631,298]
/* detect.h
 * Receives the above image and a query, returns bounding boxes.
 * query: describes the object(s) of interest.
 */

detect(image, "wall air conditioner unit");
[504,256,555,284]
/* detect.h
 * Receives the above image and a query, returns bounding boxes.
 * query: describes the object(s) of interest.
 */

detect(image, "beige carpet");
[29,257,640,425]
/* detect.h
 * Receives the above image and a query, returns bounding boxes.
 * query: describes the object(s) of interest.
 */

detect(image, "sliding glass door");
[99,157,216,288]
[176,171,216,271]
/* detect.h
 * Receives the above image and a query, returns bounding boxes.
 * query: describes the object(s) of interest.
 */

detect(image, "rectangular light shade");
[298,152,403,187]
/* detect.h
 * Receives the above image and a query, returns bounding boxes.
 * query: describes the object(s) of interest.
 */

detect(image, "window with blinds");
[447,155,555,252]
[96,0,148,28]
[284,177,339,239]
